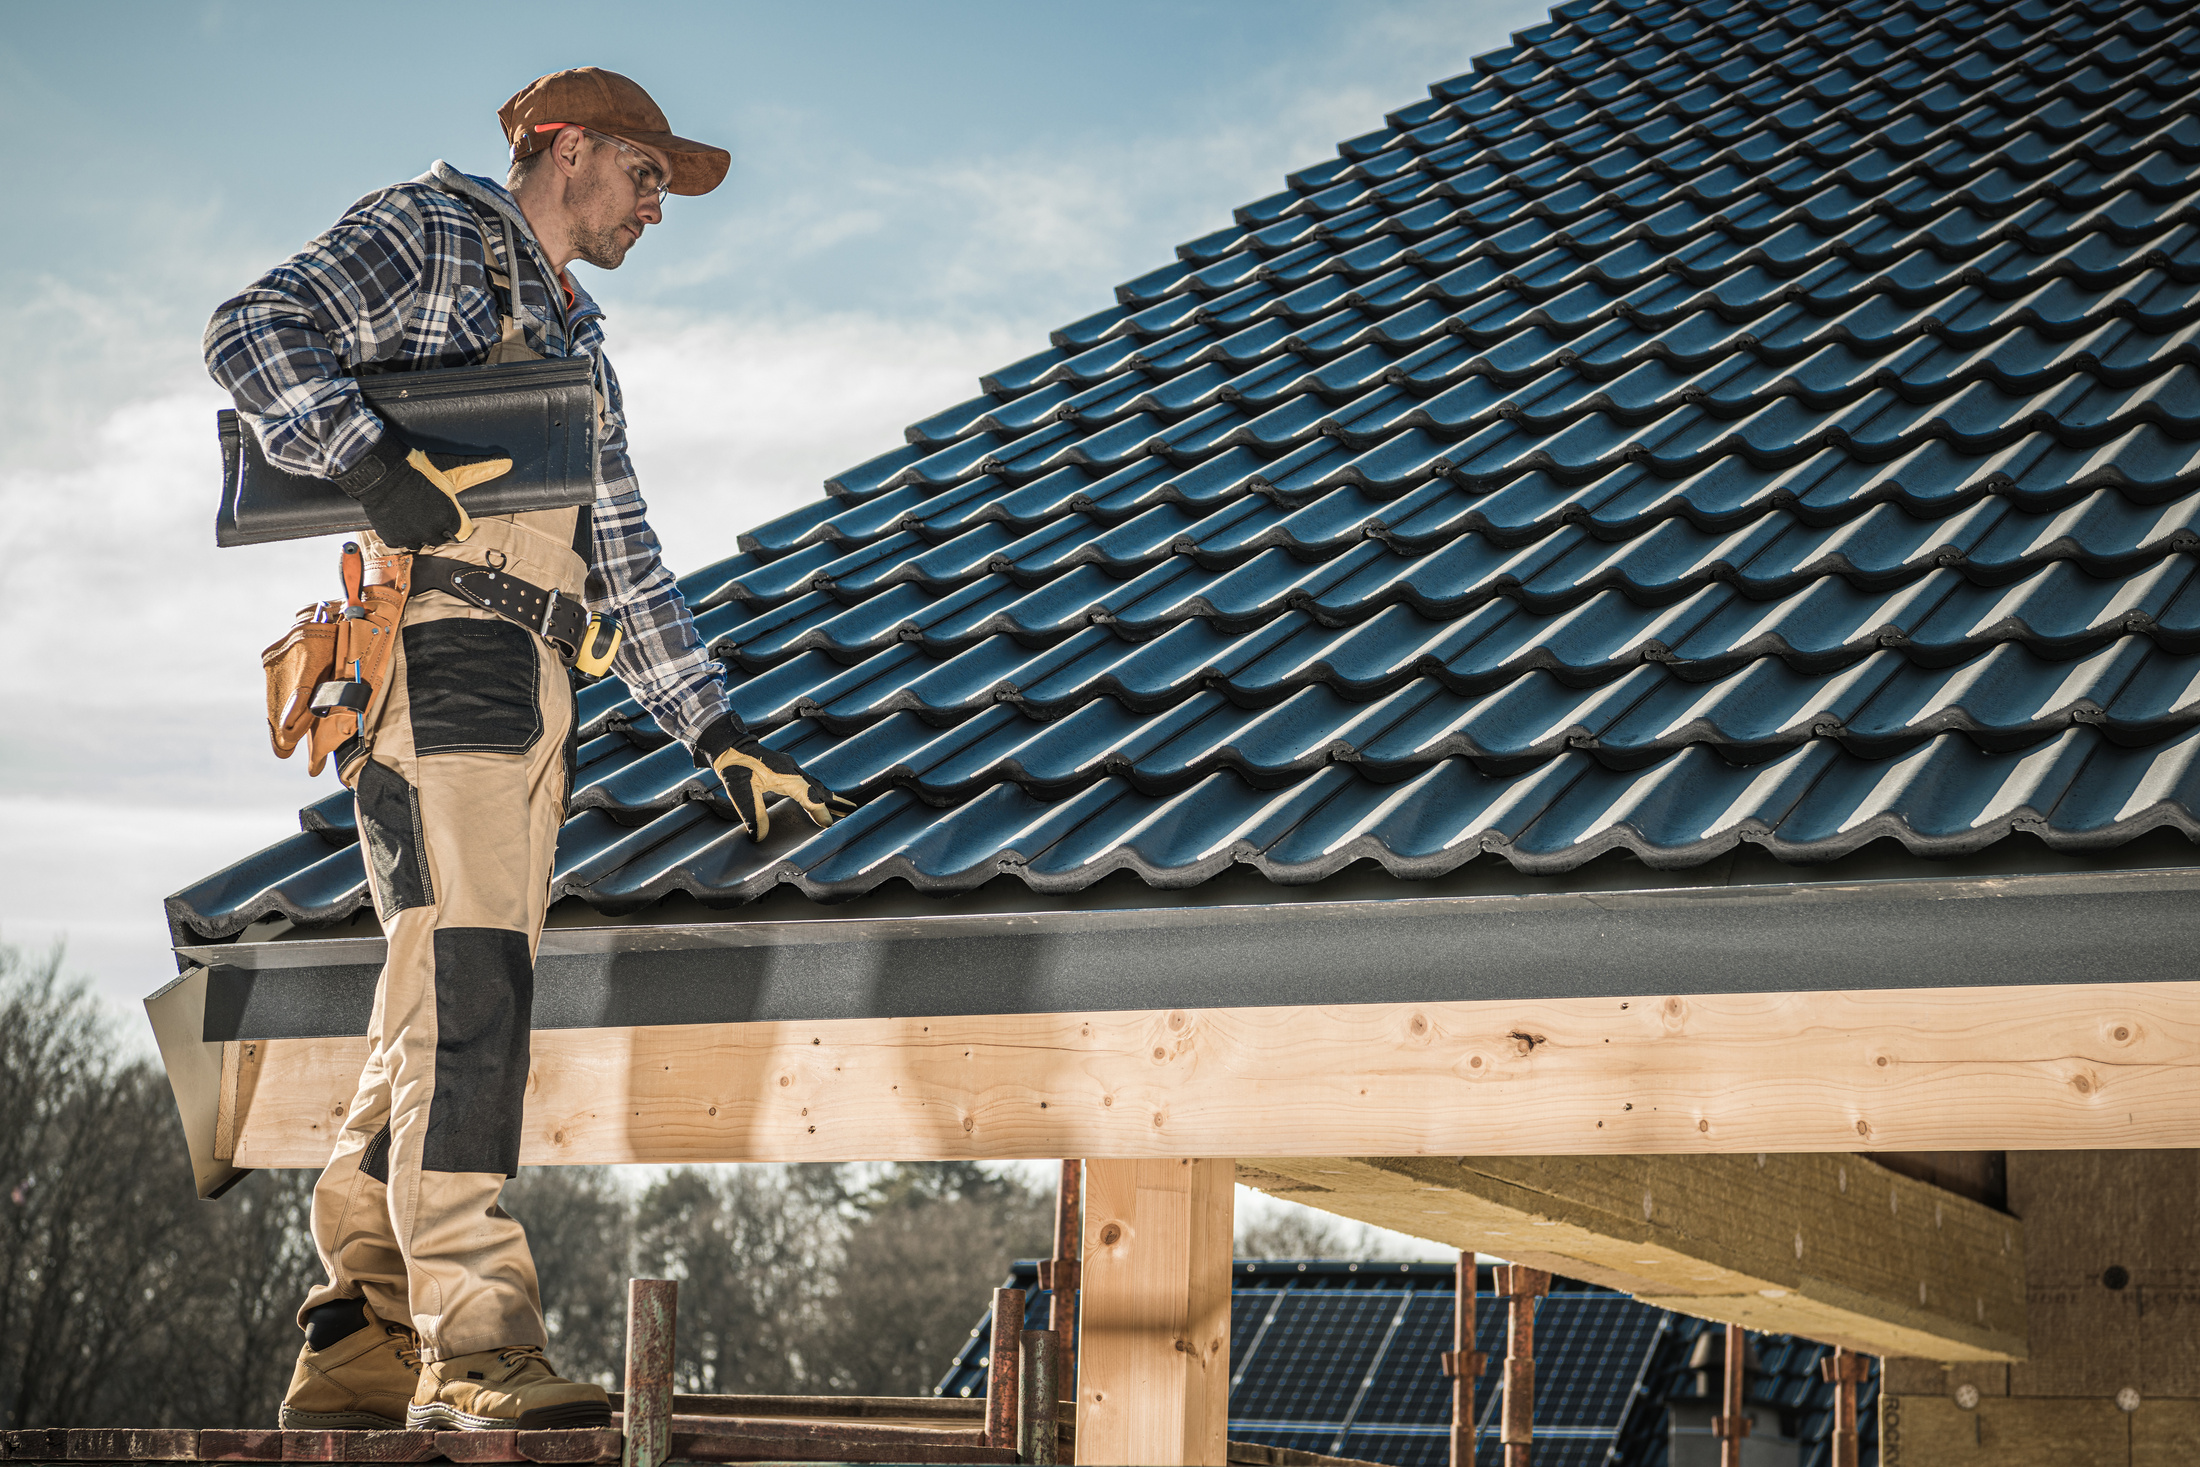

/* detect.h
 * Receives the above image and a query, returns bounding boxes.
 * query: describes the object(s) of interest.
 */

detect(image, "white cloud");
[616,310,1031,557]
[0,795,300,1041]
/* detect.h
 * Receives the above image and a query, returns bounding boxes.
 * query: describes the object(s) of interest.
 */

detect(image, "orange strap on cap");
[514,121,574,158]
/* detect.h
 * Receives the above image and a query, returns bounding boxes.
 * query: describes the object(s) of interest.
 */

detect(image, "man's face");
[565,135,670,271]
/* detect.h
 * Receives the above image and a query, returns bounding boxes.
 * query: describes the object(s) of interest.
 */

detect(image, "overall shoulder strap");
[422,179,566,362]
[421,175,561,325]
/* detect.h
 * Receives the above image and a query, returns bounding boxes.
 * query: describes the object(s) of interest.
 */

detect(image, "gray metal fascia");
[183,865,2200,1042]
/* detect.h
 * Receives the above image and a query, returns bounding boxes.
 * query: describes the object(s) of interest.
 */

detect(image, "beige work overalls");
[299,204,590,1362]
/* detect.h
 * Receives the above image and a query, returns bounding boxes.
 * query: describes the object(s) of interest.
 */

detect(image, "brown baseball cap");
[500,67,729,196]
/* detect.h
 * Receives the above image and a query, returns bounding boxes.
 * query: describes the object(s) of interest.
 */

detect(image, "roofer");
[204,68,848,1432]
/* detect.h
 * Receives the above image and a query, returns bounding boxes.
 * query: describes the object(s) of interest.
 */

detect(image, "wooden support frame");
[623,1279,676,1467]
[1019,1331,1061,1466]
[1075,1159,1233,1467]
[217,983,2200,1172]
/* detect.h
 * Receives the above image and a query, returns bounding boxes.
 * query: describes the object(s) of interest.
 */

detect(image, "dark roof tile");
[170,0,2200,944]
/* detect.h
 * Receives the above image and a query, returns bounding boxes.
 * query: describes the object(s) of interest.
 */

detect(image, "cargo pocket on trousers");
[404,617,543,755]
[356,759,434,913]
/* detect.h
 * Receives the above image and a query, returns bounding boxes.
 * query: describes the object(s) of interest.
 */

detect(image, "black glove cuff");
[692,712,752,766]
[333,425,401,498]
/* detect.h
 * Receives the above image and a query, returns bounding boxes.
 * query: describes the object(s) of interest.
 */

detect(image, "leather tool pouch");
[304,558,412,779]
[261,546,412,778]
[262,605,339,763]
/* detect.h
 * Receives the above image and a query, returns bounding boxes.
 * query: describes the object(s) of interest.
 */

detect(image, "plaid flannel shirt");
[203,161,733,752]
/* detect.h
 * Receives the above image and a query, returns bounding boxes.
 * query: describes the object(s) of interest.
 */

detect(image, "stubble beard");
[566,163,639,270]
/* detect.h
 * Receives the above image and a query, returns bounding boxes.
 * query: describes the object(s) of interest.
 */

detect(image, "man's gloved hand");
[706,733,854,843]
[333,424,512,550]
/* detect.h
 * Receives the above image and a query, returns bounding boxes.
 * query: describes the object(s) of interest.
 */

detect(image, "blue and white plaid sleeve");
[202,188,479,477]
[585,355,735,750]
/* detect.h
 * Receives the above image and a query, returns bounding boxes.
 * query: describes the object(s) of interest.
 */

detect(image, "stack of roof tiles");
[937,1262,1879,1467]
[174,0,2200,938]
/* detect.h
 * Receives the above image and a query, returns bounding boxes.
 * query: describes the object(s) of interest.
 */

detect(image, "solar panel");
[938,1263,1876,1466]
[1229,1291,1403,1424]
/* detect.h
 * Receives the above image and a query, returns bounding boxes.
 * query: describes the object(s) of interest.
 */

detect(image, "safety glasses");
[530,123,675,207]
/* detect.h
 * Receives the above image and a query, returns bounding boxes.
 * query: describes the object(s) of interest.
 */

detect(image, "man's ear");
[555,126,590,177]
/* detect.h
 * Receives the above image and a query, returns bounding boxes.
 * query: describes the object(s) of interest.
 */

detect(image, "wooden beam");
[1237,1154,2028,1362]
[225,983,2198,1169]
[1074,1159,1233,1467]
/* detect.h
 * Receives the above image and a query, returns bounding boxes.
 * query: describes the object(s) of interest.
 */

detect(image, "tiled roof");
[173,0,2200,941]
[936,1261,1879,1467]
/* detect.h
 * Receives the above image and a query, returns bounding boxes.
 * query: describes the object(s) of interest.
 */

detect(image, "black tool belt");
[411,554,589,664]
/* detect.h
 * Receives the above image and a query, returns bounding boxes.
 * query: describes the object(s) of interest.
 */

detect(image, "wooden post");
[1820,1347,1866,1467]
[1041,1160,1083,1410]
[1076,1158,1234,1467]
[1021,1329,1062,1465]
[1713,1321,1752,1467]
[1440,1250,1487,1467]
[1494,1264,1548,1467]
[988,1286,1026,1451]
[622,1278,676,1467]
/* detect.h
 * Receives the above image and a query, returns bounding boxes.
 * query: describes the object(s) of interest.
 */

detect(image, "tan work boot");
[408,1345,611,1431]
[279,1302,422,1429]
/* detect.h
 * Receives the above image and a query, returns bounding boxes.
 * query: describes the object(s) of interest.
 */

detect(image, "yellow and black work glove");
[333,423,511,549]
[703,730,854,843]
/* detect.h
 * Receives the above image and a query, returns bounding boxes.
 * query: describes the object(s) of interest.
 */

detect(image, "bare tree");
[0,947,200,1426]
[810,1163,1051,1396]
[164,1168,324,1425]
[1236,1201,1381,1261]
[633,1165,843,1393]
[0,947,325,1428]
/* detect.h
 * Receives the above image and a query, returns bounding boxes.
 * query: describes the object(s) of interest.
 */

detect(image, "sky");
[0,0,1544,1055]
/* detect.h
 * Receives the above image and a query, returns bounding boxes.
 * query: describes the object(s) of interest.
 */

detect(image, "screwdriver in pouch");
[309,541,374,732]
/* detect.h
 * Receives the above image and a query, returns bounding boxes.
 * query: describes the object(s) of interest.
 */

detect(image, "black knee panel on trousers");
[423,928,534,1177]
[356,761,433,913]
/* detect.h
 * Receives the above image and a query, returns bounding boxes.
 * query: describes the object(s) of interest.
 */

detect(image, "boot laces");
[384,1321,423,1371]
[497,1343,553,1375]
